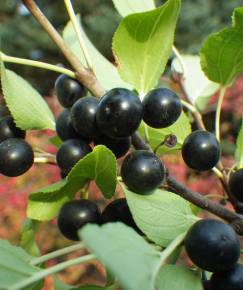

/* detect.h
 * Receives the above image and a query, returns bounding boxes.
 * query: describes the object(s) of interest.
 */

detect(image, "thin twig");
[22,0,105,98]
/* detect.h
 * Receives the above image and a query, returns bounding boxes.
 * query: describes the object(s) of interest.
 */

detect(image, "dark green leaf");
[113,0,181,94]
[0,63,55,130]
[200,7,243,85]
[80,223,161,290]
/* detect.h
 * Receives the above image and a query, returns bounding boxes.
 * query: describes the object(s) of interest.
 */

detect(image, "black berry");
[229,169,243,203]
[55,109,80,141]
[96,88,143,138]
[56,139,92,175]
[211,263,243,290]
[55,74,87,108]
[0,116,26,142]
[121,150,165,194]
[101,198,141,233]
[182,130,221,171]
[0,138,34,177]
[94,134,131,159]
[57,199,101,241]
[71,96,99,140]
[185,219,240,272]
[143,88,182,128]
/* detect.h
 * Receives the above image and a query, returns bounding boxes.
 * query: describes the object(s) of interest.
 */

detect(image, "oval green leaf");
[200,7,243,86]
[113,0,181,94]
[0,63,55,130]
[80,223,161,290]
[123,186,197,246]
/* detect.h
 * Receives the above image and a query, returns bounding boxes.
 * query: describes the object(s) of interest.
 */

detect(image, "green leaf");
[28,146,117,221]
[113,0,181,94]
[139,112,191,154]
[80,223,161,290]
[27,178,85,221]
[155,265,203,290]
[123,186,197,246]
[20,219,40,257]
[0,239,43,290]
[68,145,117,199]
[172,55,219,111]
[200,7,243,86]
[63,15,130,91]
[0,63,55,130]
[112,0,155,17]
[235,120,243,169]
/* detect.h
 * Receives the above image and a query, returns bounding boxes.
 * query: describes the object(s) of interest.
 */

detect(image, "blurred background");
[0,0,243,289]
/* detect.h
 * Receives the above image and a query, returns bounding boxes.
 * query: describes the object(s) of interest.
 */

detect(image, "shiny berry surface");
[182,130,221,171]
[56,139,92,175]
[0,116,26,142]
[211,263,243,290]
[94,134,131,159]
[229,169,243,203]
[57,199,101,241]
[142,88,182,128]
[96,88,143,138]
[0,138,34,177]
[185,219,240,272]
[55,74,87,108]
[101,198,141,233]
[121,150,165,194]
[55,109,80,141]
[71,96,99,140]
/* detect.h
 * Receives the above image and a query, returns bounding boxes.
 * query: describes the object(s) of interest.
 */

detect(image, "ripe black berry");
[185,219,240,272]
[96,88,143,138]
[121,150,165,194]
[56,139,92,175]
[55,74,87,108]
[71,97,99,140]
[182,130,220,171]
[0,138,34,177]
[57,199,101,241]
[142,88,182,128]
[0,116,26,142]
[229,169,243,203]
[211,263,243,290]
[101,198,141,233]
[55,109,80,141]
[94,134,131,159]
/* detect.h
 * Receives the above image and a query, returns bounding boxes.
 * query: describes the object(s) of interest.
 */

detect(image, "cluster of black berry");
[0,115,34,177]
[55,74,184,239]
[57,198,141,241]
[185,219,243,290]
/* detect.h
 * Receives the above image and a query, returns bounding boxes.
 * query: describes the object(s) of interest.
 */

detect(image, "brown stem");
[131,132,153,152]
[22,0,105,98]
